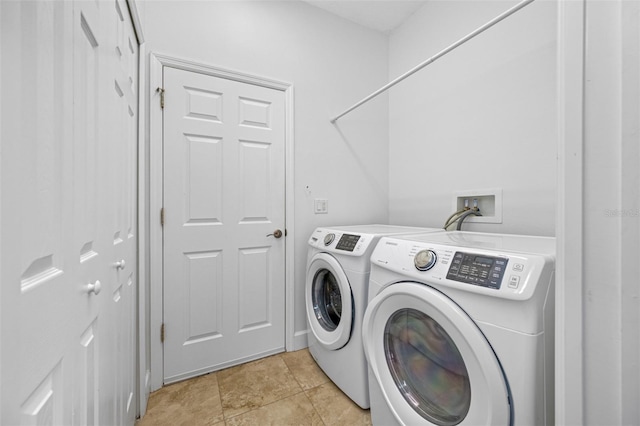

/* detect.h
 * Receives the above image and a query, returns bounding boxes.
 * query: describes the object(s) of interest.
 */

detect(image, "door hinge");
[160,323,165,343]
[160,207,165,227]
[156,87,165,109]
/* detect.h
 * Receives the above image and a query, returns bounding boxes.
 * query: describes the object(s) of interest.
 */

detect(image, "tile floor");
[137,349,372,426]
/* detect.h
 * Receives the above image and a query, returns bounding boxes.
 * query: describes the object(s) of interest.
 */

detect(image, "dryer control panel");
[370,232,555,301]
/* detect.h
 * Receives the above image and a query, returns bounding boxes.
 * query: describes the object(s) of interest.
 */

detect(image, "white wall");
[0,2,3,420]
[138,0,390,348]
[580,0,640,422]
[388,0,557,236]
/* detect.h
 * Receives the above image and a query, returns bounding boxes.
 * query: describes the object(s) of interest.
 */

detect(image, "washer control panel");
[446,252,508,289]
[335,233,360,251]
[309,229,370,256]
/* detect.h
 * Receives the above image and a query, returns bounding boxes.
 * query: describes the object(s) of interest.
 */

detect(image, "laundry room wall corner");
[387,0,557,236]
[0,1,3,418]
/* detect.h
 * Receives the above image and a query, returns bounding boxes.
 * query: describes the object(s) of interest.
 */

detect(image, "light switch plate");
[314,199,328,214]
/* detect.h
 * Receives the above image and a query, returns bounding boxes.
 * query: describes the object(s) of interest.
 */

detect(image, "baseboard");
[290,329,309,352]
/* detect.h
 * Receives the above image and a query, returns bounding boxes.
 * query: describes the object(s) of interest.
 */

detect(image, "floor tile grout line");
[222,388,310,422]
[223,387,326,425]
[220,352,309,422]
[302,387,330,426]
[221,351,329,425]
[280,352,329,426]
[280,352,310,396]
[139,349,366,426]
[214,371,225,424]
[286,351,363,425]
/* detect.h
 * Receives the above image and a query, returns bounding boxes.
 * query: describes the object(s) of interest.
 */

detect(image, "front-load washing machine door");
[363,282,511,426]
[306,253,353,350]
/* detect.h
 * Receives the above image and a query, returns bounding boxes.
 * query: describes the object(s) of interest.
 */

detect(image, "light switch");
[314,199,328,214]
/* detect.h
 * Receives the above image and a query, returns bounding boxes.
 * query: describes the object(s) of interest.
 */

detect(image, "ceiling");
[301,1,428,33]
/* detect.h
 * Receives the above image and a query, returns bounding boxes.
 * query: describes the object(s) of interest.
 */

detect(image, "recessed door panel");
[21,362,64,426]
[77,321,98,426]
[186,135,223,224]
[239,140,271,222]
[239,97,271,129]
[238,247,271,331]
[186,87,223,122]
[184,251,223,342]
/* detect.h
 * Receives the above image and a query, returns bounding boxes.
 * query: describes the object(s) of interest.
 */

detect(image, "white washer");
[306,225,444,409]
[363,231,555,425]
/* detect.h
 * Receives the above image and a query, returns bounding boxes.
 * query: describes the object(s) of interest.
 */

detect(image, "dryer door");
[306,253,353,350]
[363,282,511,426]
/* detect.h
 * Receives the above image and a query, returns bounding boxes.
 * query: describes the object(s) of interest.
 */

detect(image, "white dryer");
[363,231,555,425]
[306,225,444,409]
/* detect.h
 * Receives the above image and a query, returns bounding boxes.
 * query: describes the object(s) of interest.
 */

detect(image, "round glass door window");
[312,269,343,331]
[384,308,471,426]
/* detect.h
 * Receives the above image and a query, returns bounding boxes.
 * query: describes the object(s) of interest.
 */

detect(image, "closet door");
[101,2,139,424]
[0,1,139,425]
[1,2,76,424]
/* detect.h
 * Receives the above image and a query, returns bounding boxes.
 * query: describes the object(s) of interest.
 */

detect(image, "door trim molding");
[136,40,149,418]
[555,0,585,423]
[148,53,295,391]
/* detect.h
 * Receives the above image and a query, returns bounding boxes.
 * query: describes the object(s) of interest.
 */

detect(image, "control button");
[324,233,335,246]
[414,250,437,271]
[513,263,525,272]
[508,275,520,289]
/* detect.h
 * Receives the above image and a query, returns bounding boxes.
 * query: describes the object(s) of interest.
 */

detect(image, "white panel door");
[0,1,138,425]
[72,1,103,424]
[163,67,286,382]
[1,2,75,423]
[102,1,139,424]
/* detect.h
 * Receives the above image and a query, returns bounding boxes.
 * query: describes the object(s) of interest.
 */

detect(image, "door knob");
[267,229,283,238]
[87,280,102,295]
[114,259,126,270]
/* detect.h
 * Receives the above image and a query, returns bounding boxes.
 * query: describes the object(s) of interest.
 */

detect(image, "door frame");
[148,53,295,391]
[555,0,584,423]
[127,0,147,417]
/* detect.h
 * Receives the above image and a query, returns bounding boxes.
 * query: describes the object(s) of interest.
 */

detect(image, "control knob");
[324,233,335,246]
[414,250,437,271]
